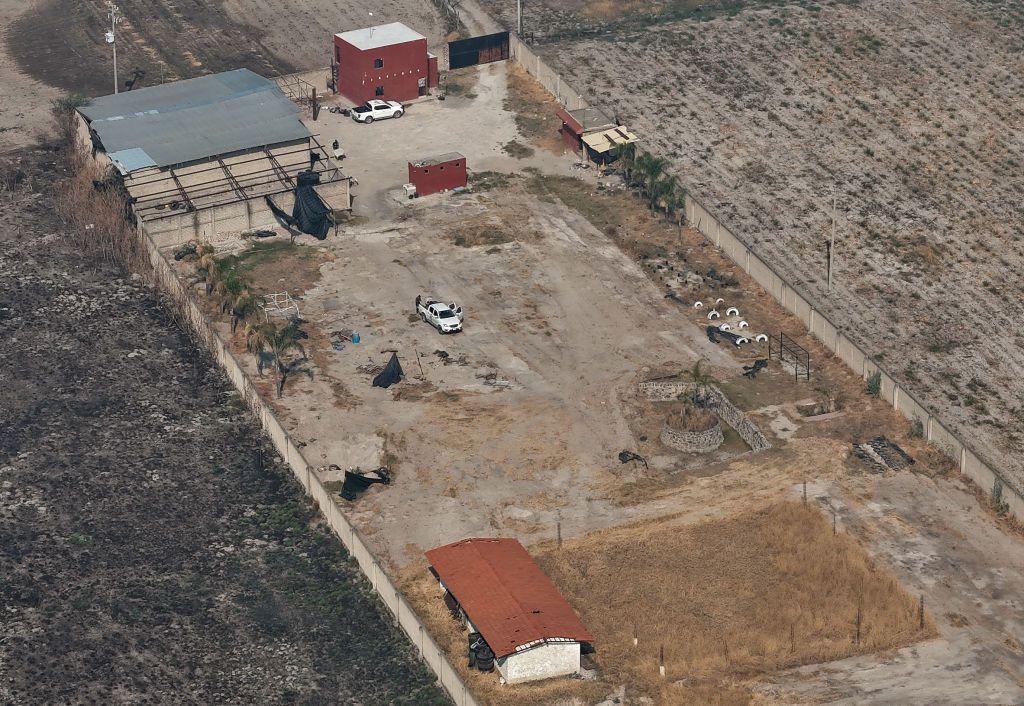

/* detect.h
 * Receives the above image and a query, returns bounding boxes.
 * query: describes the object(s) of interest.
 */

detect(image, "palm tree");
[195,243,221,295]
[613,142,638,185]
[648,175,674,213]
[683,358,714,406]
[636,152,667,204]
[229,289,259,333]
[246,320,308,397]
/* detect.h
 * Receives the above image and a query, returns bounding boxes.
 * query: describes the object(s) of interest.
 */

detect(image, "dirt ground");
[497,0,1024,500]
[166,58,1024,702]
[0,146,447,704]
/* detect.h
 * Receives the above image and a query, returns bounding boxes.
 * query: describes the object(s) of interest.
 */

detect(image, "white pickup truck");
[417,297,464,334]
[350,99,404,124]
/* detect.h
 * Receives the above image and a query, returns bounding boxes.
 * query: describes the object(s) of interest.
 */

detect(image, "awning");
[582,126,638,154]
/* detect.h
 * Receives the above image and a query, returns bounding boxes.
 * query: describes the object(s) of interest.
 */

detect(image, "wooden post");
[659,644,665,677]
[855,602,862,646]
[556,521,562,549]
[633,624,638,647]
[918,594,925,630]
[803,480,807,505]
[832,509,837,534]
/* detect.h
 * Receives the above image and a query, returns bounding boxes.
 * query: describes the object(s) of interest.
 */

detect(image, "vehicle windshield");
[438,310,456,319]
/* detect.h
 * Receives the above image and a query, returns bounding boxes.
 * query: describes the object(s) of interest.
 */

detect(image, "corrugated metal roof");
[79,69,310,172]
[582,126,638,154]
[425,538,593,658]
[411,152,464,167]
[335,22,425,51]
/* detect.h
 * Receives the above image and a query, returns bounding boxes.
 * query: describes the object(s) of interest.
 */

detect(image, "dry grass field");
[484,0,1024,501]
[402,501,934,704]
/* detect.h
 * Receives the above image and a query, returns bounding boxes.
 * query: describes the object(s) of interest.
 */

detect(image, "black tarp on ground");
[372,352,404,388]
[265,170,333,240]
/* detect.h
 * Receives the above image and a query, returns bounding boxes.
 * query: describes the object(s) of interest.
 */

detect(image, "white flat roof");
[335,22,425,51]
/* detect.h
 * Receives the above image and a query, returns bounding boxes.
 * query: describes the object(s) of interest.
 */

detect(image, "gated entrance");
[447,31,510,70]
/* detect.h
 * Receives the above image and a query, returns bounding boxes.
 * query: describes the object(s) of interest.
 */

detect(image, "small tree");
[866,370,882,397]
[992,479,1010,517]
[613,142,638,185]
[229,289,259,333]
[683,358,714,406]
[246,320,309,397]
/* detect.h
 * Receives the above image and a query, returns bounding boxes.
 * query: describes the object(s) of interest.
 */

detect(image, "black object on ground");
[468,634,495,672]
[852,436,915,472]
[265,170,333,240]
[706,325,720,344]
[618,450,648,469]
[340,467,392,501]
[743,359,769,379]
[372,352,404,388]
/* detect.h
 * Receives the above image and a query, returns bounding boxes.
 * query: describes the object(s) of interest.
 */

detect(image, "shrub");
[666,403,717,433]
[992,479,1010,517]
[866,370,882,397]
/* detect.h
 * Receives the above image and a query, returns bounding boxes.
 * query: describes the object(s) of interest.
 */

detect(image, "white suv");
[350,100,404,123]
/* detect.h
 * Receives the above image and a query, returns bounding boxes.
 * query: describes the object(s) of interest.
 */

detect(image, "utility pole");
[517,0,523,35]
[106,2,119,94]
[827,185,837,292]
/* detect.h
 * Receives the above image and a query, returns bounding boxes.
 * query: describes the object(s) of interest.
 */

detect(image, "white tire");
[755,333,768,343]
[726,307,739,316]
[715,297,725,305]
[707,310,720,320]
[735,337,749,346]
[720,323,732,331]
[738,320,749,329]
[693,301,704,309]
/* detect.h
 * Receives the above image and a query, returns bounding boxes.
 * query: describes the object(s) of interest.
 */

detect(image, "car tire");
[394,110,404,118]
[364,116,374,124]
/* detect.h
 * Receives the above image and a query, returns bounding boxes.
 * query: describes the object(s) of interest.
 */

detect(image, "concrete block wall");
[138,225,479,706]
[504,34,1024,518]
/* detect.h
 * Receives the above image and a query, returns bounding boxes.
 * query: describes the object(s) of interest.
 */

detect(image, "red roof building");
[426,538,593,684]
[332,22,439,105]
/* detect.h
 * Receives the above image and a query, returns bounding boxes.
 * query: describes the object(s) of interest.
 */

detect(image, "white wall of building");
[496,642,581,684]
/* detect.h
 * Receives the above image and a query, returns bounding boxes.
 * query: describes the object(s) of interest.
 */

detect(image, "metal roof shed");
[426,537,593,684]
[78,68,311,172]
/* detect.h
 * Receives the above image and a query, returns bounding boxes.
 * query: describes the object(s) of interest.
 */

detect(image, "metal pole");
[517,0,523,35]
[108,3,119,94]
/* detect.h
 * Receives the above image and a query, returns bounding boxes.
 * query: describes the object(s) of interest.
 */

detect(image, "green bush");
[866,370,882,397]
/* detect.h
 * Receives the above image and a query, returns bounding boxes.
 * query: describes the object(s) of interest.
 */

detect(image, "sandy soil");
[508,0,1024,500]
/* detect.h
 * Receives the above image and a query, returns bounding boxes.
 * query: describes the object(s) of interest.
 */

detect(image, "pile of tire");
[467,633,495,672]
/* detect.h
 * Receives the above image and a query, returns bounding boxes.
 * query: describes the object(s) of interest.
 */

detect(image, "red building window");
[374,58,383,68]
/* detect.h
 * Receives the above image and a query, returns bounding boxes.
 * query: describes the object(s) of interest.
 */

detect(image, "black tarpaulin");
[264,170,333,240]
[372,352,404,388]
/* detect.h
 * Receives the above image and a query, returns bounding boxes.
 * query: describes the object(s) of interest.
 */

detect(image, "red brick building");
[332,22,438,105]
[408,153,467,196]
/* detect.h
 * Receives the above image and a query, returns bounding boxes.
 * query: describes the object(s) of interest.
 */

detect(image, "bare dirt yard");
[480,0,1024,506]
[167,61,1024,703]
[0,146,448,703]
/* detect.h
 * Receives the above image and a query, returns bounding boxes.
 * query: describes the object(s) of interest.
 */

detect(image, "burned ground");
[0,148,446,704]
[5,0,445,97]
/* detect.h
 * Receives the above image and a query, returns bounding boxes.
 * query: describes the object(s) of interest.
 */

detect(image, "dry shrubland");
[401,501,933,704]
[538,501,934,700]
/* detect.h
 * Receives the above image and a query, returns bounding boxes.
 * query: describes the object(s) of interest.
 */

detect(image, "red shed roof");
[426,538,593,658]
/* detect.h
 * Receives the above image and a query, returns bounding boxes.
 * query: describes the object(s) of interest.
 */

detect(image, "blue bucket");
[351,332,360,344]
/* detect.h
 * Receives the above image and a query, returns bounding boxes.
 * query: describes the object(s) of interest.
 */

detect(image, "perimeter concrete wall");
[508,35,1023,519]
[139,224,478,706]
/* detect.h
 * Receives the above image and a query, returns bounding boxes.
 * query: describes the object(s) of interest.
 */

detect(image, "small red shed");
[333,22,438,105]
[408,153,467,196]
